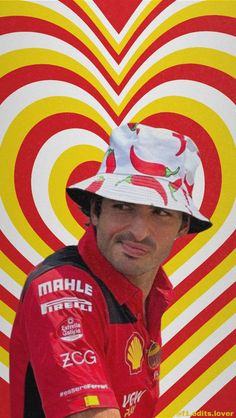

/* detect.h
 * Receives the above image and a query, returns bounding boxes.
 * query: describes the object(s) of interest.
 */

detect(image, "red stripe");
[199,379,236,413]
[1,232,33,275]
[0,64,117,121]
[162,285,235,360]
[0,331,10,352]
[14,114,107,250]
[173,232,236,299]
[92,0,143,33]
[119,64,236,122]
[0,16,118,89]
[0,378,10,418]
[157,332,234,413]
[120,15,236,83]
[0,285,19,312]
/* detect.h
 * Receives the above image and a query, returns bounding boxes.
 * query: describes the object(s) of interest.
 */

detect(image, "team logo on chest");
[125,332,144,375]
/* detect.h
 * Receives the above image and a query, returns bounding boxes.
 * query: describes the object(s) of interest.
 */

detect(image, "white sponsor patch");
[59,383,108,398]
[40,297,92,315]
[57,317,83,342]
[60,350,97,368]
[122,390,146,408]
[38,278,93,297]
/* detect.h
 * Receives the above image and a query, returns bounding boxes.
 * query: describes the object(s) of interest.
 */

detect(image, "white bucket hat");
[67,123,212,233]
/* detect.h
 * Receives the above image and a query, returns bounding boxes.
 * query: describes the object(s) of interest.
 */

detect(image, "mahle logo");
[125,333,144,374]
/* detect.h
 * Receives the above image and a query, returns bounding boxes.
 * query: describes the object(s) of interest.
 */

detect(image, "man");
[10,123,212,418]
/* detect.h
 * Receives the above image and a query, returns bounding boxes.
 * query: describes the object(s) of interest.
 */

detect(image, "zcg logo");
[60,350,96,368]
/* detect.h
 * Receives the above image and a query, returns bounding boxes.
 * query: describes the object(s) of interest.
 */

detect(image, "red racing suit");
[10,225,173,418]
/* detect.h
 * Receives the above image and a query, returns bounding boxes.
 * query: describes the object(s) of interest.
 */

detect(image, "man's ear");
[177,215,190,237]
[90,199,98,226]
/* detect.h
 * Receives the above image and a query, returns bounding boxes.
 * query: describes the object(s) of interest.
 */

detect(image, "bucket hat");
[67,123,212,233]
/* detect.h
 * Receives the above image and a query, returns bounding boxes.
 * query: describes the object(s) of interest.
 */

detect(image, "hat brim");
[67,174,212,234]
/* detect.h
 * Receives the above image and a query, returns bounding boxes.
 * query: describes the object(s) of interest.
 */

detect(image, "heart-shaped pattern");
[0,1,235,416]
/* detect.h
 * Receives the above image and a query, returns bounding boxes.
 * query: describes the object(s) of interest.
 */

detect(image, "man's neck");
[125,268,158,302]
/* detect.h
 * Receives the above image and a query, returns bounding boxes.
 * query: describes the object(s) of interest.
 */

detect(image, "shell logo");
[125,332,144,375]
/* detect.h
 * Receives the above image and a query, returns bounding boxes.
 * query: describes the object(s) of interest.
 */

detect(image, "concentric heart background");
[0,1,235,417]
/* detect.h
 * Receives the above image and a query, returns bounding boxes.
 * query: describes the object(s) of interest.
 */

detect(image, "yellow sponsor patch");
[84,395,100,407]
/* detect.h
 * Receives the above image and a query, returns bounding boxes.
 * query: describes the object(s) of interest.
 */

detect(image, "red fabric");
[10,226,173,418]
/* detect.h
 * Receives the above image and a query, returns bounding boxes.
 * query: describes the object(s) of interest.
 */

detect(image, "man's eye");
[153,208,170,216]
[113,203,132,211]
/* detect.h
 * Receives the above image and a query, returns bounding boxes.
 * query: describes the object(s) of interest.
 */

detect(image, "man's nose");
[129,214,150,242]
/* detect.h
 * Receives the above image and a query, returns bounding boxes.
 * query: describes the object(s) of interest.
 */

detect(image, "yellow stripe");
[134,96,235,273]
[117,0,236,82]
[0,49,118,113]
[0,301,16,324]
[1,97,110,258]
[1,253,26,287]
[163,251,235,328]
[161,300,234,377]
[118,48,236,114]
[49,144,105,240]
[2,1,235,85]
[80,0,160,53]
[157,346,235,417]
[0,0,119,82]
[0,347,9,368]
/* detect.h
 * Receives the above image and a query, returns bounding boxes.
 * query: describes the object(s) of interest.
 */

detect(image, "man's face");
[91,198,189,281]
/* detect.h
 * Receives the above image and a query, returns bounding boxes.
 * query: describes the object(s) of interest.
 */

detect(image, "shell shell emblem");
[125,332,144,374]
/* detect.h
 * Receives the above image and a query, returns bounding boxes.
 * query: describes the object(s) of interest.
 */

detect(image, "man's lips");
[120,241,150,257]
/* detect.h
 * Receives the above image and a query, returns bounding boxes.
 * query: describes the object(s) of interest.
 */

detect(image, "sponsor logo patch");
[40,297,92,315]
[125,332,144,375]
[57,317,83,342]
[122,389,146,408]
[84,395,100,407]
[60,350,97,368]
[59,384,108,398]
[122,389,146,417]
[147,341,161,369]
[38,278,93,297]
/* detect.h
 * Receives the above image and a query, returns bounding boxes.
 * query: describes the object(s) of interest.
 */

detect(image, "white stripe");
[20,0,119,68]
[170,202,236,287]
[0,315,13,338]
[31,129,107,245]
[162,268,235,344]
[160,315,235,395]
[0,80,116,143]
[23,0,202,41]
[86,0,152,39]
[0,270,22,299]
[117,0,202,40]
[1,29,234,85]
[0,200,43,265]
[172,362,235,416]
[0,31,119,97]
[0,362,9,384]
[123,80,236,141]
[120,31,236,100]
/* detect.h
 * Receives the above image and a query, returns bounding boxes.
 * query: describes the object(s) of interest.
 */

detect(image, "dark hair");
[92,195,103,217]
[80,194,103,218]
